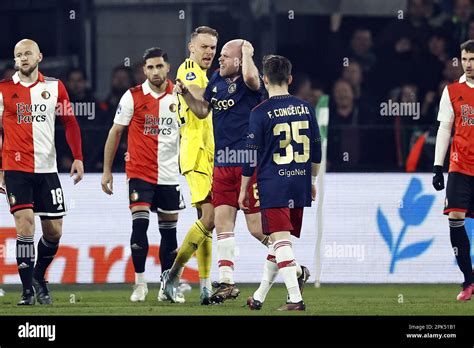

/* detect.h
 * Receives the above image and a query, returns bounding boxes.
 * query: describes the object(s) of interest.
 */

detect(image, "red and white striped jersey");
[438,74,474,176]
[0,72,83,173]
[114,80,180,185]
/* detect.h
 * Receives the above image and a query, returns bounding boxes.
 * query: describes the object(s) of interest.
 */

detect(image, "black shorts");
[4,171,66,218]
[128,178,185,213]
[444,172,474,218]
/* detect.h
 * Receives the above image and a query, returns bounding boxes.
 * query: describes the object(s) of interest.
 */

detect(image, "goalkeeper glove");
[432,165,445,191]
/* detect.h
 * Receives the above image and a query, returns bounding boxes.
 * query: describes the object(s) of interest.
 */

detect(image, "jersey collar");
[142,79,173,98]
[186,58,205,71]
[459,73,474,88]
[12,71,45,85]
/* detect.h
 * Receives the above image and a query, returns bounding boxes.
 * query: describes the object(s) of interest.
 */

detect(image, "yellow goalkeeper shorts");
[184,150,213,207]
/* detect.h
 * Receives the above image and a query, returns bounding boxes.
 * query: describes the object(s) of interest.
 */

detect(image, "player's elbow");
[243,74,259,90]
[243,72,255,82]
[194,104,210,119]
[195,109,208,119]
[109,124,124,138]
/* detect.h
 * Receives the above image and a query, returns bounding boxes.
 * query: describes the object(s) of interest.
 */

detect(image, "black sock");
[16,235,35,293]
[33,236,59,281]
[130,210,150,273]
[449,219,473,287]
[159,220,178,272]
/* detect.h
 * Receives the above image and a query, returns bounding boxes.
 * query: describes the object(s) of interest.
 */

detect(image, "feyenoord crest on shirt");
[130,190,139,202]
[8,193,16,206]
[41,90,50,100]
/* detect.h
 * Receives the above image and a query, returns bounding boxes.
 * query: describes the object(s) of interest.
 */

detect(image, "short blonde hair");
[190,26,219,42]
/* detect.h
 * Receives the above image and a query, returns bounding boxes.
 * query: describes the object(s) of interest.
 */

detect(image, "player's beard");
[20,62,38,77]
[150,77,166,89]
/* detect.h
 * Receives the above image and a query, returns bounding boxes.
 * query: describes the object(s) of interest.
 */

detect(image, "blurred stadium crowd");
[1,0,470,173]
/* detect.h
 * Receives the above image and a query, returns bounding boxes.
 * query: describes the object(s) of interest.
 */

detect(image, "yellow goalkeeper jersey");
[177,58,214,174]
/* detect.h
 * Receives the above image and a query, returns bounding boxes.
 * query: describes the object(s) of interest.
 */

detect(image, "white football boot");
[130,283,148,302]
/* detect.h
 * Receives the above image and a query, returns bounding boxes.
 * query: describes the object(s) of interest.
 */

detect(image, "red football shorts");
[212,166,259,214]
[261,207,304,238]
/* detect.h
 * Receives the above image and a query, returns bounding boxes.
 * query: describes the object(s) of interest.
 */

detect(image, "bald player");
[163,39,268,303]
[0,39,84,305]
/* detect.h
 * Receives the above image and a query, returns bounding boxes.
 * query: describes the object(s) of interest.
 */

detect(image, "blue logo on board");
[377,177,435,273]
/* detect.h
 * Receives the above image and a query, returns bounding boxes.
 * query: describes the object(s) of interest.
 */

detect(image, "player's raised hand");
[101,172,114,195]
[241,40,254,57]
[238,189,250,212]
[174,79,188,95]
[0,171,5,194]
[432,165,445,191]
[312,184,317,201]
[70,159,84,185]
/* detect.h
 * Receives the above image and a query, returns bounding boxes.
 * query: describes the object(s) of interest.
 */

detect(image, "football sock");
[197,232,213,290]
[274,239,302,303]
[449,219,474,287]
[33,236,59,280]
[217,232,235,284]
[16,235,35,293]
[158,220,178,272]
[135,272,146,284]
[130,210,150,273]
[254,243,278,302]
[170,220,210,279]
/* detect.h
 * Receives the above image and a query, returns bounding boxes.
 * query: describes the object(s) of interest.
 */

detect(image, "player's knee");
[246,216,263,239]
[44,228,62,242]
[15,213,35,236]
[248,228,263,240]
[215,221,234,233]
[158,213,178,222]
[41,218,63,242]
[201,214,215,231]
[199,202,214,230]
[214,209,235,232]
[448,211,466,220]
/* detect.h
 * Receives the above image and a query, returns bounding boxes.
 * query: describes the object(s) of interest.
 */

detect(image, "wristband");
[311,176,317,185]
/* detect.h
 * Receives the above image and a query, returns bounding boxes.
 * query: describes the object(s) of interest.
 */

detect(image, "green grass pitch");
[0,284,472,315]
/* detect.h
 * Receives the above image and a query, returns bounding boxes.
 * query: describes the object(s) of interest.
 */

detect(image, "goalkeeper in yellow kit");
[162,26,218,304]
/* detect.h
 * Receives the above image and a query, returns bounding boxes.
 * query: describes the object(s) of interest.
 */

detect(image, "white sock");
[200,278,211,291]
[253,244,279,302]
[274,239,302,303]
[135,272,146,284]
[296,263,302,277]
[217,232,235,284]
